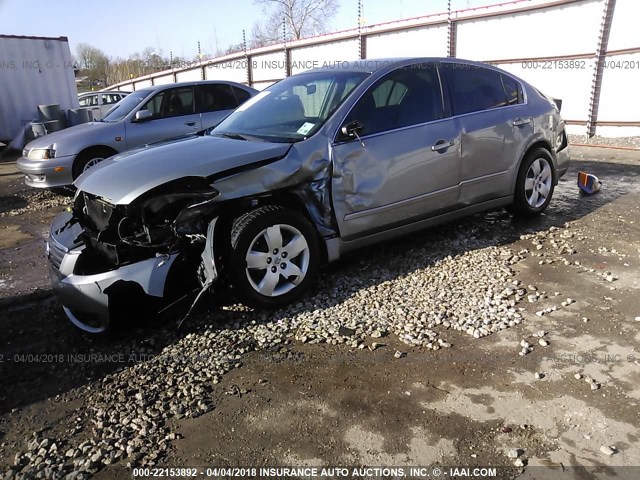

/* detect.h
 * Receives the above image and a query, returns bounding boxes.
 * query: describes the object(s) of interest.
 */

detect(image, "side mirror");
[134,110,153,122]
[340,120,365,147]
[341,120,362,138]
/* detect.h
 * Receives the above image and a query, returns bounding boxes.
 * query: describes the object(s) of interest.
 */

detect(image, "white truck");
[0,34,79,148]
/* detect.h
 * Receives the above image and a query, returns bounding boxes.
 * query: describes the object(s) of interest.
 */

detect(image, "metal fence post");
[587,0,617,137]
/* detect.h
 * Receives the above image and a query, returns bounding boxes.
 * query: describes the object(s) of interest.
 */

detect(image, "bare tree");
[251,0,339,47]
[76,43,110,85]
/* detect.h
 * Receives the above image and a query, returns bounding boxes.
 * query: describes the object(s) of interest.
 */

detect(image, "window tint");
[346,64,444,136]
[372,79,408,107]
[444,64,508,115]
[197,84,238,113]
[501,75,523,105]
[142,87,194,119]
[231,86,251,104]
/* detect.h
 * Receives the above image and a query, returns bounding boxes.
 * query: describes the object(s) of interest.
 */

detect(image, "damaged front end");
[48,178,223,333]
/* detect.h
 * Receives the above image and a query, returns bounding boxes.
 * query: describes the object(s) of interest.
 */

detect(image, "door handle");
[431,139,456,152]
[184,121,196,127]
[513,117,531,126]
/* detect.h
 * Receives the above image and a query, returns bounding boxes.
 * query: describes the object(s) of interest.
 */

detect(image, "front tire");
[228,205,321,308]
[72,148,114,179]
[510,148,555,217]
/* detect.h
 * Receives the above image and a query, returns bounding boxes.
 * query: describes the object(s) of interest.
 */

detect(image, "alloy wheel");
[244,224,310,297]
[524,158,552,208]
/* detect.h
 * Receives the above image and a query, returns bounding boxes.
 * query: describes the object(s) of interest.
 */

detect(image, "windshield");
[212,71,370,142]
[102,90,152,122]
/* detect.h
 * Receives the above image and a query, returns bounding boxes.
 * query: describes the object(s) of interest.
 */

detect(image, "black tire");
[510,147,555,217]
[228,205,321,309]
[72,147,114,180]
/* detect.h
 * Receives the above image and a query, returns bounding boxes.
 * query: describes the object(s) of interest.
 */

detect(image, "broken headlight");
[125,178,220,246]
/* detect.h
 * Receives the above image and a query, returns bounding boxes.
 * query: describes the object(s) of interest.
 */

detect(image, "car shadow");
[0,196,28,214]
[0,158,638,414]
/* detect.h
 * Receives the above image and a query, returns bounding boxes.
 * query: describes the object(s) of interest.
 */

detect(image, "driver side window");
[344,64,444,137]
[141,87,194,119]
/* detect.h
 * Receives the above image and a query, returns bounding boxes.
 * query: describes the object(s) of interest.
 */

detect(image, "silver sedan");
[46,58,569,333]
[18,81,257,188]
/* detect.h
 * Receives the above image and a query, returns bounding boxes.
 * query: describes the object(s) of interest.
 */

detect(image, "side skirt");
[324,196,513,262]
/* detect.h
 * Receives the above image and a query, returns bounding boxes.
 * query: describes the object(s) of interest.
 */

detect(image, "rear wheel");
[72,147,114,179]
[228,205,321,308]
[510,148,555,217]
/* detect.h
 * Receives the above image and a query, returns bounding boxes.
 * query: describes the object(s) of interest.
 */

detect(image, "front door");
[124,86,201,148]
[331,63,462,240]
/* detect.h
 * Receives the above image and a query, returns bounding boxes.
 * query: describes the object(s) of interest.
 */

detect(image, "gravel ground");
[0,189,70,218]
[5,213,541,478]
[1,147,640,479]
[568,135,640,149]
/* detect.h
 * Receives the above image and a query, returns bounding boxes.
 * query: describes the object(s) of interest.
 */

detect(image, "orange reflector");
[54,167,65,172]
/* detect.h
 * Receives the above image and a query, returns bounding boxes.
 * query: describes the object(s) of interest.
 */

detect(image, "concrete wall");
[107,0,640,137]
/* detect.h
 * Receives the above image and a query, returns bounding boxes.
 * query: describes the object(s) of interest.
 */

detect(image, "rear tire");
[510,147,555,217]
[72,147,114,180]
[228,205,320,309]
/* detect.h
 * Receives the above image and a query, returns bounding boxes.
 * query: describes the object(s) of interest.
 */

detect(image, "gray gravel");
[4,215,583,479]
[0,189,70,218]
[569,135,640,149]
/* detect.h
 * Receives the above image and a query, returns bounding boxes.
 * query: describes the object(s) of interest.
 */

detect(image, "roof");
[305,57,497,74]
[78,90,131,96]
[304,58,412,74]
[132,80,254,93]
[0,34,69,42]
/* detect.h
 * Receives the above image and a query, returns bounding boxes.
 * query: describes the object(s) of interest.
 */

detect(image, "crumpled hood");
[75,135,292,205]
[24,122,119,155]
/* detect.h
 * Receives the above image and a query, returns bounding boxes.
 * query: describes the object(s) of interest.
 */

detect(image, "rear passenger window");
[444,64,508,115]
[501,75,523,105]
[197,84,238,113]
[346,64,444,136]
[231,86,251,104]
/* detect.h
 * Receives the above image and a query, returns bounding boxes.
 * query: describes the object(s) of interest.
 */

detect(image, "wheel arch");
[76,144,119,161]
[73,145,120,179]
[516,139,557,187]
[211,190,329,264]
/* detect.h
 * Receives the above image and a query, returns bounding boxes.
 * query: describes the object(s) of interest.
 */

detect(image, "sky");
[1,0,492,60]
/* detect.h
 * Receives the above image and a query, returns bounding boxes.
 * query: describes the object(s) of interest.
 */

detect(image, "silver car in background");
[17,81,257,188]
[78,90,130,121]
[47,57,569,333]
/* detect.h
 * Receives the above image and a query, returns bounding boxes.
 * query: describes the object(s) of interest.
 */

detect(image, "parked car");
[17,81,257,188]
[78,90,130,121]
[47,57,569,333]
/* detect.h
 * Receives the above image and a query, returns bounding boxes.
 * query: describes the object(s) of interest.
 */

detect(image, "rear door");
[124,86,201,148]
[440,63,530,204]
[196,84,246,129]
[331,62,462,240]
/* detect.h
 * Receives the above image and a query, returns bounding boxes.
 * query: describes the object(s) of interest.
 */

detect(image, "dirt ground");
[0,145,639,479]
